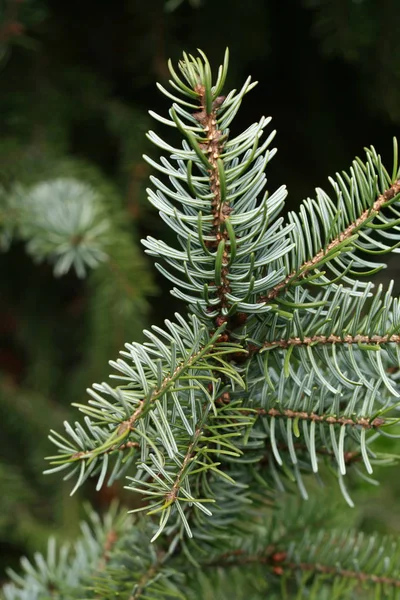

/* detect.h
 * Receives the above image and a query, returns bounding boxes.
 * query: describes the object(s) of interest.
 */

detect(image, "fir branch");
[283,562,400,588]
[46,313,247,537]
[206,547,400,589]
[143,49,286,321]
[245,355,399,493]
[261,178,400,302]
[53,327,224,467]
[252,282,400,398]
[3,506,129,600]
[11,178,111,278]
[108,335,223,437]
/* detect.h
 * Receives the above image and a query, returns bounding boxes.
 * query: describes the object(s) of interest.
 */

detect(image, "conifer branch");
[64,339,220,467]
[7,48,400,600]
[285,563,400,588]
[207,548,400,588]
[260,178,400,302]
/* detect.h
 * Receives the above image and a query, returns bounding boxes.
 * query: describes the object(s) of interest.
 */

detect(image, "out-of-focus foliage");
[3,178,110,277]
[0,0,158,576]
[304,0,400,121]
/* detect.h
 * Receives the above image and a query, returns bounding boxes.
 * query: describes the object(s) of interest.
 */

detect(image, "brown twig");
[193,89,231,321]
[165,427,203,503]
[262,333,400,350]
[253,407,385,430]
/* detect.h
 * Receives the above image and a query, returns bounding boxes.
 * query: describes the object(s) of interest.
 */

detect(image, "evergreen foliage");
[4,48,400,599]
[0,0,156,566]
[0,156,155,573]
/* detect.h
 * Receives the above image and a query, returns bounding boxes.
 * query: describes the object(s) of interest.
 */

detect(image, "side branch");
[254,407,385,429]
[206,548,400,588]
[260,179,400,302]
[116,343,212,435]
[70,344,213,463]
[72,441,139,461]
[262,333,400,350]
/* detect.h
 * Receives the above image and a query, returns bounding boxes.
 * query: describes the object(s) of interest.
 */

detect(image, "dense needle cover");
[4,49,400,599]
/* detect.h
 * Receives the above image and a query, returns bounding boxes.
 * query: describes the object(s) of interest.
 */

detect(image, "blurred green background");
[1,0,400,583]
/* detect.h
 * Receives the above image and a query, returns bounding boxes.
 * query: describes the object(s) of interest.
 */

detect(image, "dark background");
[1,0,400,580]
